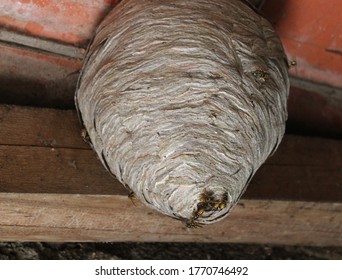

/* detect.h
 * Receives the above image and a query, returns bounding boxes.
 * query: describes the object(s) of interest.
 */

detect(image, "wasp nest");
[75,0,289,226]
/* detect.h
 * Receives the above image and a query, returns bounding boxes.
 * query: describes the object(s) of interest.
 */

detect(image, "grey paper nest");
[75,0,289,226]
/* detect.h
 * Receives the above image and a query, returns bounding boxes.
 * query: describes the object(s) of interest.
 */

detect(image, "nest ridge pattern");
[76,0,289,225]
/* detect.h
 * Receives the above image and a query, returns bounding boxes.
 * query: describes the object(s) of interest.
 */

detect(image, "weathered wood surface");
[0,104,86,149]
[0,104,341,202]
[0,193,340,245]
[0,105,341,244]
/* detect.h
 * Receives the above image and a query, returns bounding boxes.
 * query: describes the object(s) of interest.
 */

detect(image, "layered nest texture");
[75,0,289,226]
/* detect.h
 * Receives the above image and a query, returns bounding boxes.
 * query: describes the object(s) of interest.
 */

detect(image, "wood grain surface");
[0,193,340,245]
[1,105,341,201]
[0,104,341,243]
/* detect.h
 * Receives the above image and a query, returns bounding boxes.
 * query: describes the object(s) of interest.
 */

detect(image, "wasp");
[197,189,216,214]
[186,189,214,227]
[81,128,91,144]
[199,189,214,203]
[185,190,228,228]
[185,217,202,228]
[128,191,138,205]
[252,69,268,84]
[213,192,228,210]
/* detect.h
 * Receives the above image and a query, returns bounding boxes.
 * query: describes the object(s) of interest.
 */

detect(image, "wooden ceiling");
[0,0,341,244]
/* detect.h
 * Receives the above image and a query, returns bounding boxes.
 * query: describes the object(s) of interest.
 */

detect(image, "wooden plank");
[1,143,341,201]
[246,165,342,202]
[0,105,341,202]
[0,29,84,59]
[0,146,125,195]
[0,193,340,245]
[0,105,86,149]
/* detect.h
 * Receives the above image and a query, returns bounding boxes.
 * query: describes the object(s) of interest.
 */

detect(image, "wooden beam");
[0,29,85,59]
[0,145,125,195]
[247,135,342,202]
[1,105,341,201]
[0,104,86,149]
[0,105,341,244]
[0,193,340,245]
